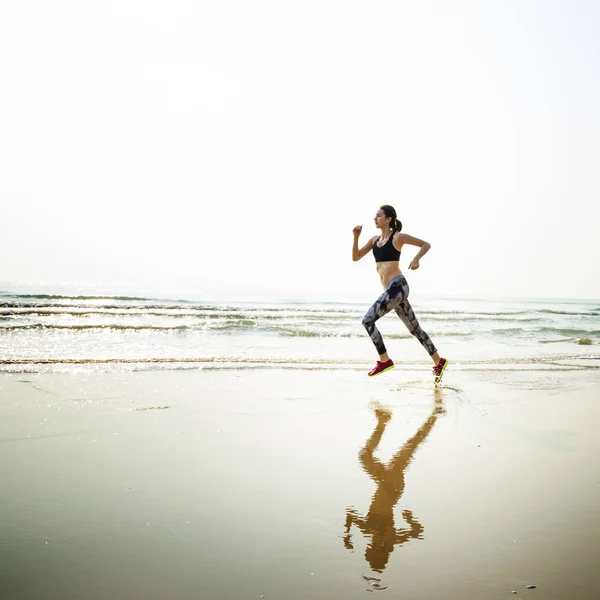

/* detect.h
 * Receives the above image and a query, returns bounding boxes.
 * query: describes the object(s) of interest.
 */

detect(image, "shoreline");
[2,352,598,365]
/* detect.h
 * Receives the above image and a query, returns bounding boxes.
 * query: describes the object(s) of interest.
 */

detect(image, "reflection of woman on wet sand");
[344,394,444,573]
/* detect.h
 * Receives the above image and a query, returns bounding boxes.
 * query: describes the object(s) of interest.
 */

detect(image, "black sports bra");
[373,234,401,262]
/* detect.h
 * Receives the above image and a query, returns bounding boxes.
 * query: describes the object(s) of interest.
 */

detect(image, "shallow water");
[1,367,600,599]
[1,289,598,372]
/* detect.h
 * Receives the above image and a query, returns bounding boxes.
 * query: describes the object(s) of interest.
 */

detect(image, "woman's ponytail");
[380,205,402,233]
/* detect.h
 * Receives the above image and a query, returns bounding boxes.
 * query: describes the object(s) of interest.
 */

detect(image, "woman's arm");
[393,233,431,270]
[352,226,375,261]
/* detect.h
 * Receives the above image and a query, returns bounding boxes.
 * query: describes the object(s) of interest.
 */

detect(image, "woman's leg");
[362,280,406,359]
[394,297,439,362]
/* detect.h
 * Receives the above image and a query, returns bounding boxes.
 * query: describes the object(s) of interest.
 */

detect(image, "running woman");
[352,205,448,382]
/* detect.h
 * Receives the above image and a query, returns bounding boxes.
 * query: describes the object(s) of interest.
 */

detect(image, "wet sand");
[1,364,600,599]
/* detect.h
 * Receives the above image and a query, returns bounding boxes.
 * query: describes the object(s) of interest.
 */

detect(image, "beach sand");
[1,363,599,599]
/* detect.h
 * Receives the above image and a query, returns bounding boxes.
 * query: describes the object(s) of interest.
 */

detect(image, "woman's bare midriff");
[376,261,403,287]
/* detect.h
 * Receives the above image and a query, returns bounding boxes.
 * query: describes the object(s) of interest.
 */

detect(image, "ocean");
[1,288,598,373]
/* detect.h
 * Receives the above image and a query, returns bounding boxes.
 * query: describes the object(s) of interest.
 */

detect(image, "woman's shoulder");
[392,230,406,249]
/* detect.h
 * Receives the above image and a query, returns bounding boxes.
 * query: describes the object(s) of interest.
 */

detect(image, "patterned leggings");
[362,276,437,357]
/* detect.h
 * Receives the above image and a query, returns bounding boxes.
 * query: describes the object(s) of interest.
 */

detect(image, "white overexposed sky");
[1,0,599,301]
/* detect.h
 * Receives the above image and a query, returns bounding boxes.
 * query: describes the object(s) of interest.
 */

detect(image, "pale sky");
[2,0,599,301]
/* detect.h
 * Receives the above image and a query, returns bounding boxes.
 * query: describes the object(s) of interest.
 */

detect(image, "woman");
[352,205,447,382]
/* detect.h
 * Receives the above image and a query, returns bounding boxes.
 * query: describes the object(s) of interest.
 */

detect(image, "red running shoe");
[368,359,394,377]
[432,358,448,384]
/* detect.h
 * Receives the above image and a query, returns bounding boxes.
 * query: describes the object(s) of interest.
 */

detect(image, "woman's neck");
[380,226,392,239]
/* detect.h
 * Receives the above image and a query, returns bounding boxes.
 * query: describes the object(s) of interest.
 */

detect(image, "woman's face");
[374,209,390,229]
